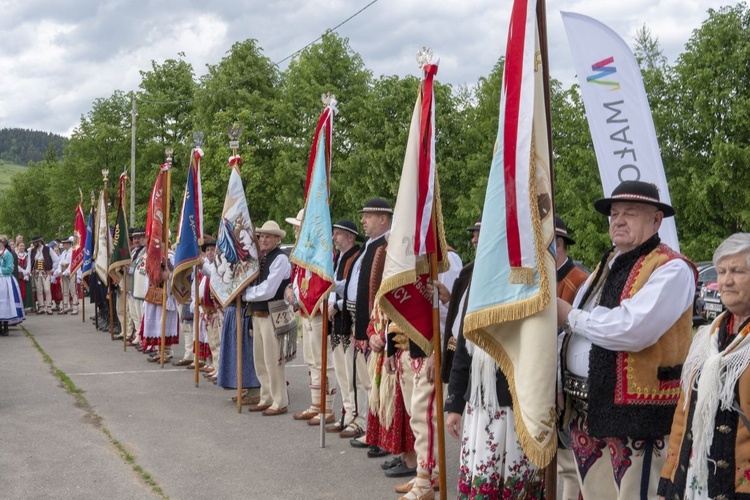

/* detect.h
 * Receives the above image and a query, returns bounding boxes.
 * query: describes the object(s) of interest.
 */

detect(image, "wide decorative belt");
[252,311,270,318]
[563,371,589,413]
[346,299,356,324]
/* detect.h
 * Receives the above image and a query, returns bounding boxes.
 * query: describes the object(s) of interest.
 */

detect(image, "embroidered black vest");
[332,245,360,347]
[248,246,290,313]
[344,236,387,341]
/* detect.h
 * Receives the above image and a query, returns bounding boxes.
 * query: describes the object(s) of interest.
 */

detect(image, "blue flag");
[81,204,95,288]
[172,148,204,303]
[290,104,335,317]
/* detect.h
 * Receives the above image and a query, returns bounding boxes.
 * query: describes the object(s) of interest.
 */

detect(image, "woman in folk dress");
[0,236,25,335]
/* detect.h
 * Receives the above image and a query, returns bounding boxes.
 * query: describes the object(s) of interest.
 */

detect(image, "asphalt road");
[0,313,464,499]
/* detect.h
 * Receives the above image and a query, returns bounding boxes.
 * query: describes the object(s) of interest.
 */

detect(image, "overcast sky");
[0,0,737,136]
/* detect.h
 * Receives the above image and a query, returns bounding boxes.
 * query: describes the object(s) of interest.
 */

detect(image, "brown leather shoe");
[325,422,343,433]
[339,423,364,439]
[247,404,271,412]
[241,396,260,406]
[262,406,288,416]
[395,480,414,494]
[172,359,193,367]
[307,414,335,425]
[292,408,318,421]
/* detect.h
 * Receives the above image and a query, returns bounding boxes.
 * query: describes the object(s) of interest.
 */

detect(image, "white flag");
[562,11,679,250]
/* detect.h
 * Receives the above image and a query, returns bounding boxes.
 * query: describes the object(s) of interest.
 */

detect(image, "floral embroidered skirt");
[458,404,546,499]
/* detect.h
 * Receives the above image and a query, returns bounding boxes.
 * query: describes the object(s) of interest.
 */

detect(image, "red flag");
[146,165,167,284]
[69,204,87,276]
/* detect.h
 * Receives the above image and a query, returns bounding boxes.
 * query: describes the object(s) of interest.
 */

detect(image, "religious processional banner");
[93,189,111,283]
[289,102,336,318]
[69,203,87,276]
[108,173,131,284]
[81,202,95,288]
[210,163,260,308]
[562,11,679,250]
[172,148,204,303]
[145,165,168,285]
[463,0,557,468]
[376,58,448,356]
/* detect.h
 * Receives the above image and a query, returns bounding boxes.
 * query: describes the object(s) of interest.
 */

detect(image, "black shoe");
[383,461,416,477]
[367,446,389,458]
[381,456,403,470]
[349,438,369,449]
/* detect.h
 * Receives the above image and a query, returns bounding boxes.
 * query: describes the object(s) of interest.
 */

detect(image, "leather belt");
[252,311,270,318]
[563,371,589,413]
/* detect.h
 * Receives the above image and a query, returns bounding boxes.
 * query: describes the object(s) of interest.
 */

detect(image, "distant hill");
[0,128,67,164]
[0,160,28,191]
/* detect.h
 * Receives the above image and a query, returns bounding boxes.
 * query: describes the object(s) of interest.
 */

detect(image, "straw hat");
[256,220,286,238]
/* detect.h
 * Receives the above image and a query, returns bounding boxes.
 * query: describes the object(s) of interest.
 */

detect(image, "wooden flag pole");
[81,280,85,323]
[236,296,243,413]
[429,250,447,497]
[160,152,173,368]
[194,268,200,387]
[536,1,558,497]
[319,301,329,448]
[122,265,128,352]
[102,172,115,342]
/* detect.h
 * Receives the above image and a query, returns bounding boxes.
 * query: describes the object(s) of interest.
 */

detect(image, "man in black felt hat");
[556,180,696,499]
[324,218,363,434]
[340,198,391,461]
[26,236,59,314]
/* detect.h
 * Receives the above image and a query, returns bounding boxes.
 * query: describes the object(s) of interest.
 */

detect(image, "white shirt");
[242,250,292,302]
[438,251,463,335]
[565,254,694,377]
[27,245,59,274]
[56,248,72,276]
[328,245,358,312]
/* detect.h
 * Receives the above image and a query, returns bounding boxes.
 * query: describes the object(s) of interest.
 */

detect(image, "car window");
[699,266,717,283]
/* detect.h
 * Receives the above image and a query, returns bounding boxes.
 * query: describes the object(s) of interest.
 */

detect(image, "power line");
[138,0,380,106]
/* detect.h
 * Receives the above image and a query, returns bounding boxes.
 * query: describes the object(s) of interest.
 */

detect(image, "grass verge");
[22,325,168,499]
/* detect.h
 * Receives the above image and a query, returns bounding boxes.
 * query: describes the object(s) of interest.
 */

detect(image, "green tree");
[666,3,750,259]
[135,55,197,230]
[193,39,280,234]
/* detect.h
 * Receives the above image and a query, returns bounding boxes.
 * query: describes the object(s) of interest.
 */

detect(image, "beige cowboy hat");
[256,220,286,239]
[284,209,304,227]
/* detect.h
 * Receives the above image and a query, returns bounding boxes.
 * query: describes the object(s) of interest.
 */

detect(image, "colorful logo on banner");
[586,56,620,90]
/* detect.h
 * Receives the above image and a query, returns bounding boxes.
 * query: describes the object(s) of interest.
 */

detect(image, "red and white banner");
[376,59,448,356]
[69,204,86,276]
[562,11,679,250]
[145,165,167,285]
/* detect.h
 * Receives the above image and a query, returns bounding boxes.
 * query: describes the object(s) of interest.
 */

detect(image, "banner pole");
[320,301,328,448]
[429,248,447,496]
[537,1,558,496]
[102,175,115,343]
[194,267,200,387]
[160,155,173,368]
[122,265,128,352]
[236,295,243,413]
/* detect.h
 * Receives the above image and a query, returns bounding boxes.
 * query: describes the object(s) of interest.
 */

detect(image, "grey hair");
[713,233,750,267]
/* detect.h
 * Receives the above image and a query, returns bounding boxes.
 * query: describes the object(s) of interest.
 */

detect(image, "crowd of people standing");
[9,179,750,499]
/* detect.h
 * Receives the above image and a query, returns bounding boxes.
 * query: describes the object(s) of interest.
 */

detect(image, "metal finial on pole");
[416,47,434,68]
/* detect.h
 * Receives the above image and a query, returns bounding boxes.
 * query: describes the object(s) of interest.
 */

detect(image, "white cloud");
[0,0,740,135]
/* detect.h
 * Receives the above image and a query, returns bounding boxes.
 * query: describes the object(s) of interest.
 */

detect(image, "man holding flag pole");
[68,193,87,317]
[108,171,132,351]
[288,95,337,442]
[81,191,96,326]
[172,136,205,386]
[376,48,461,499]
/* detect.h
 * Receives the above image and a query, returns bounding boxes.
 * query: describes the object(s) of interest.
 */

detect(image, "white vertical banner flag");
[561,11,679,250]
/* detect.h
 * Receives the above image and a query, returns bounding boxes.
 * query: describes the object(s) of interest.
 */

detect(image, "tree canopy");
[1,6,748,266]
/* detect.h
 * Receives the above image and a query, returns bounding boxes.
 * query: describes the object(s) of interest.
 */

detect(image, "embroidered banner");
[463,0,557,468]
